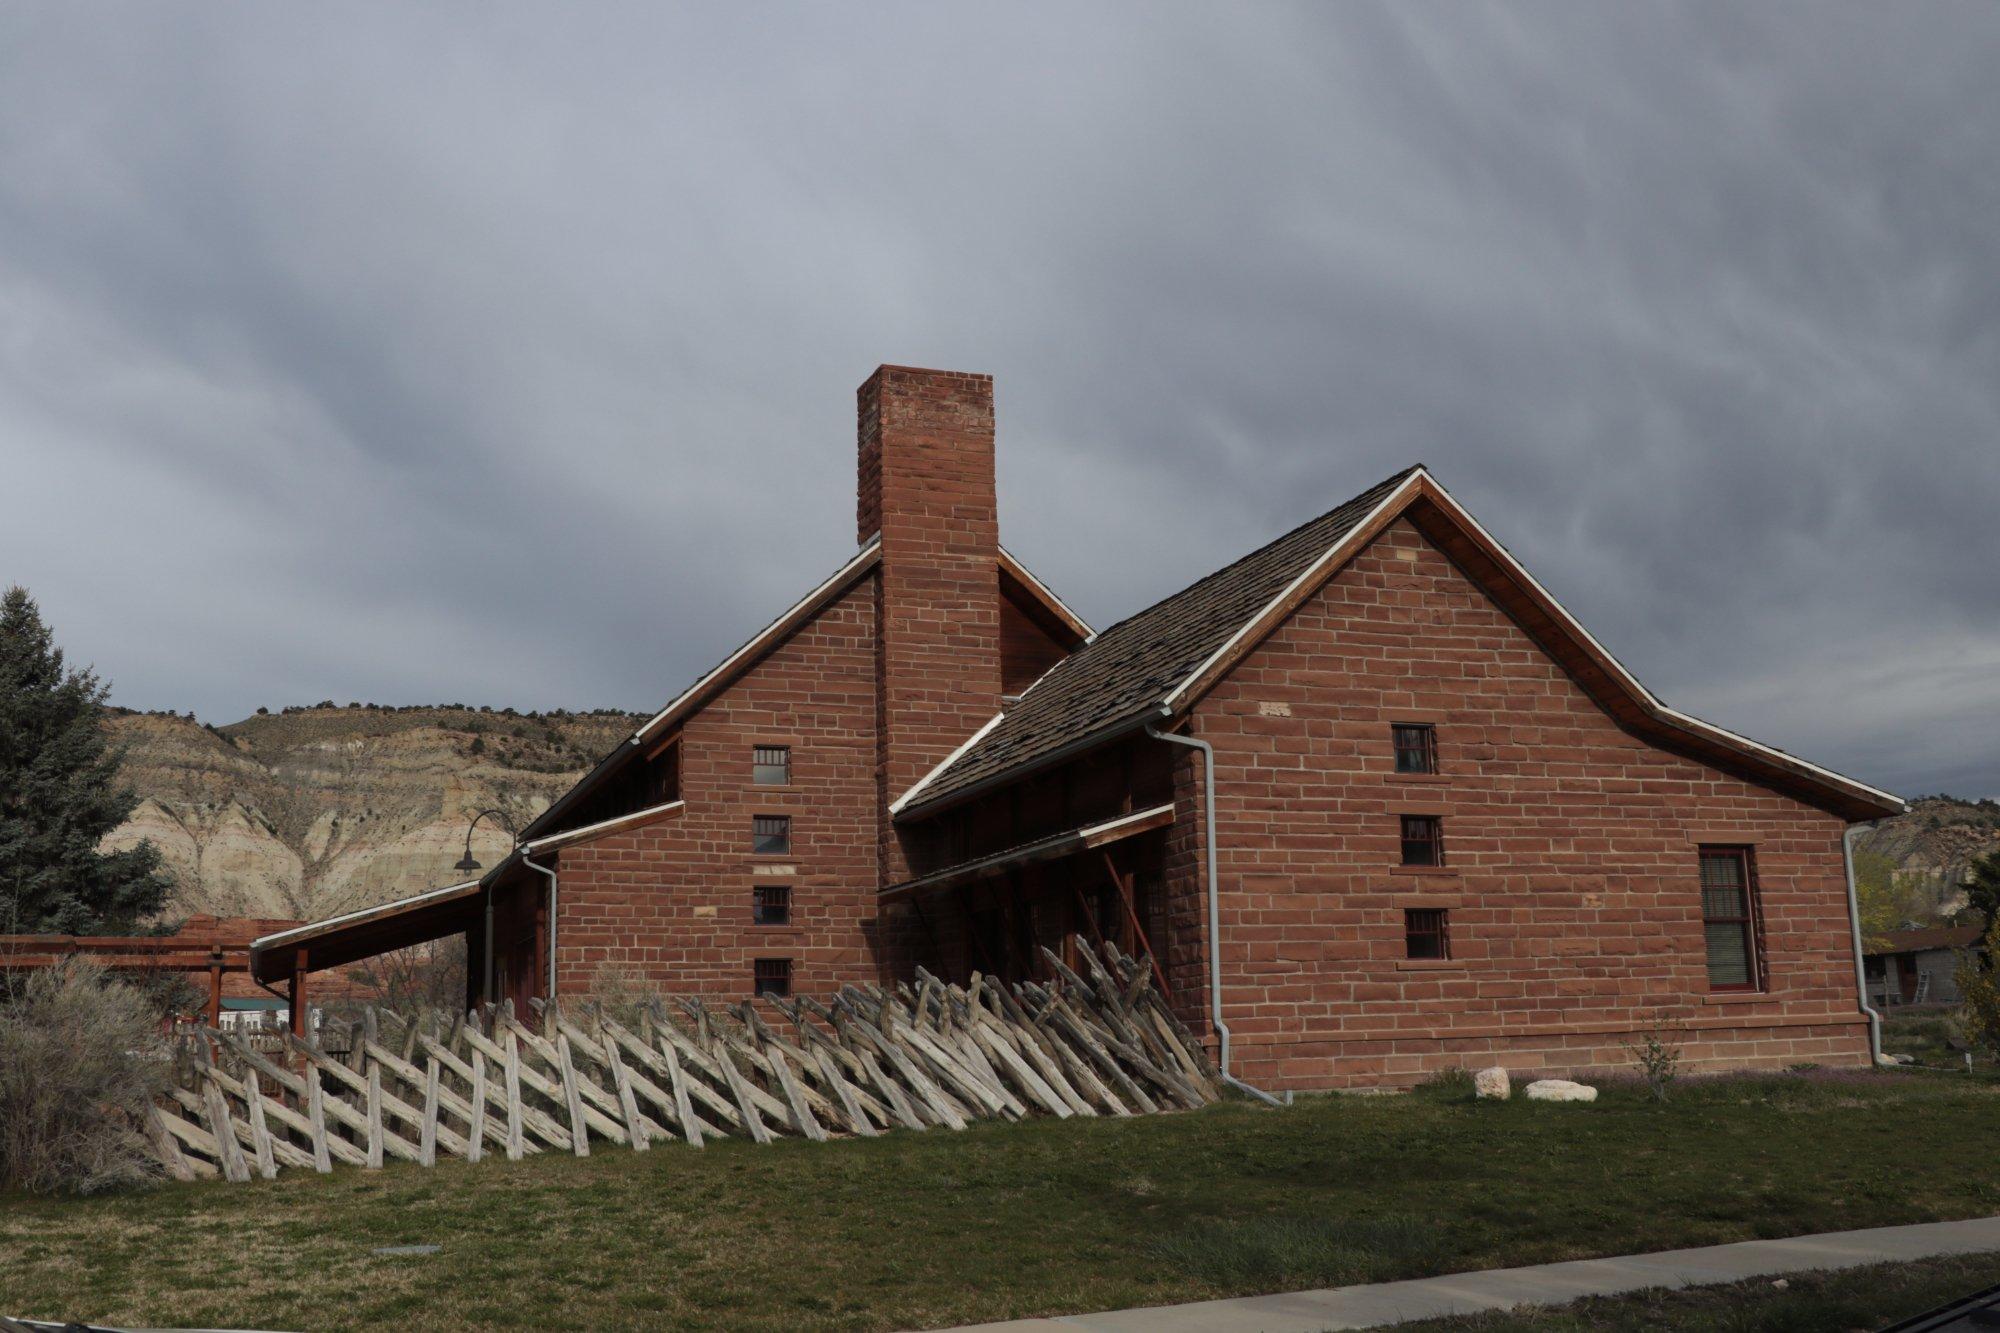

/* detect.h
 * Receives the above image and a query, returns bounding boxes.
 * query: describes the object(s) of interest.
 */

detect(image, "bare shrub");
[1625,1022,1685,1103]
[587,961,658,1030]
[351,936,467,1015]
[0,960,173,1194]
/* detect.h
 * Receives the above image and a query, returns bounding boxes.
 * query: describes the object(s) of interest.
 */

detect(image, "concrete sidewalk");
[947,1215,2000,1331]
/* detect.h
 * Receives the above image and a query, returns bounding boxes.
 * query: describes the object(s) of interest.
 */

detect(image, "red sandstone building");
[253,365,1904,1091]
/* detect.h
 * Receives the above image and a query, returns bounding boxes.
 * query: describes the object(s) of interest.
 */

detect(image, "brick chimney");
[858,365,1001,877]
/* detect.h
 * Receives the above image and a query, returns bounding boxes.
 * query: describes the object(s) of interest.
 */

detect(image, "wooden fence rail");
[144,938,1219,1183]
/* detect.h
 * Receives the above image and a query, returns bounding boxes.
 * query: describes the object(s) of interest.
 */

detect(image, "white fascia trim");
[1420,482,1905,812]
[524,800,686,853]
[250,879,482,954]
[889,711,1007,816]
[1012,654,1069,703]
[1000,544,1093,638]
[1162,471,1427,712]
[1079,802,1177,840]
[631,537,882,745]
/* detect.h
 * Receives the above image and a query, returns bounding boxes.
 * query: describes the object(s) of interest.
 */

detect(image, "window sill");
[1386,773,1451,785]
[1389,866,1460,878]
[748,784,797,795]
[1396,959,1465,971]
[1702,990,1773,1005]
[748,853,797,865]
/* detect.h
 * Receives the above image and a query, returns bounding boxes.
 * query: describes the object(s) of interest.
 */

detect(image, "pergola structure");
[0,934,249,1025]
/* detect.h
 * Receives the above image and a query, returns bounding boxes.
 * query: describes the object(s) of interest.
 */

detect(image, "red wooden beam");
[1100,850,1170,999]
[289,948,310,1038]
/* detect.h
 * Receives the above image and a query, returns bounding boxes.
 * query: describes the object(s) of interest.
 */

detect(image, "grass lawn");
[2,1068,1998,1331]
[1406,1250,2000,1330]
[1881,1007,1996,1073]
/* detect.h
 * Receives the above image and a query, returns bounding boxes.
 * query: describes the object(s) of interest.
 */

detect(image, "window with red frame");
[752,883,791,926]
[1699,846,1763,991]
[752,815,791,855]
[753,958,792,997]
[1392,724,1438,774]
[1404,908,1450,960]
[1400,815,1445,867]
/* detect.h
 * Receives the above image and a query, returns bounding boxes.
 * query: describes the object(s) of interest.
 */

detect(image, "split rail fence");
[144,938,1220,1183]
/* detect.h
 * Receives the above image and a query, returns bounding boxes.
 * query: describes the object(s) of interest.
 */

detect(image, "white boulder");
[1524,1078,1598,1103]
[1473,1066,1511,1100]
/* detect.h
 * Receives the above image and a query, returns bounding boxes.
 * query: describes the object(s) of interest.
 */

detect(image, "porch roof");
[879,802,1174,903]
[249,878,483,983]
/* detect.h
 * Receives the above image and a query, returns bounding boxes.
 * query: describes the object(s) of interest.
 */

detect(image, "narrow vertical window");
[1405,908,1450,960]
[1700,847,1761,991]
[752,815,791,855]
[753,883,792,926]
[753,746,791,786]
[1392,724,1438,774]
[1400,815,1445,867]
[753,958,792,997]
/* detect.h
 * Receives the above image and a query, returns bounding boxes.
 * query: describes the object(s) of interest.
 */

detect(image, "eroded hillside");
[103,705,640,923]
[1857,794,2000,917]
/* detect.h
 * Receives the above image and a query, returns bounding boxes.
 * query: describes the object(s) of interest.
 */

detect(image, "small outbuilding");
[1864,925,1987,1007]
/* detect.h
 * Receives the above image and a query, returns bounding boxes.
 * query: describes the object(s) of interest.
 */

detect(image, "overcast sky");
[2,5,1996,799]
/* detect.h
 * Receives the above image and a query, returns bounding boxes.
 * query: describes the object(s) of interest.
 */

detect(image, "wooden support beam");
[289,948,309,1039]
[1100,851,1170,1000]
[206,949,224,1029]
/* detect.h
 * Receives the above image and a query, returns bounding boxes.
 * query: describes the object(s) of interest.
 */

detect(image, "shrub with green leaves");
[1955,919,2000,1062]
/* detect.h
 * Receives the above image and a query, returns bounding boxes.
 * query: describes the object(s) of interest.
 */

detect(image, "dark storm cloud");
[1,3,1995,796]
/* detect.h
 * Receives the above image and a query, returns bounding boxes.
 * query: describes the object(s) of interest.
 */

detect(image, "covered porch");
[882,803,1179,998]
[249,867,546,1033]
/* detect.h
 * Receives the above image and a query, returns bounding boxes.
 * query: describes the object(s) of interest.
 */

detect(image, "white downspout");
[1843,822,1885,1068]
[1147,720,1291,1106]
[523,852,559,1003]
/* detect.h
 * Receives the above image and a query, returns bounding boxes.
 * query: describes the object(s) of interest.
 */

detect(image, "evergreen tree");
[1965,848,2000,931]
[0,587,171,934]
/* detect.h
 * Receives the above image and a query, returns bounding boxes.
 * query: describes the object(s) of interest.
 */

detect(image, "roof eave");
[895,704,1170,822]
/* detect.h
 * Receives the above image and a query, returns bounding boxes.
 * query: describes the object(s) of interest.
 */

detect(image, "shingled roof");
[894,465,1426,815]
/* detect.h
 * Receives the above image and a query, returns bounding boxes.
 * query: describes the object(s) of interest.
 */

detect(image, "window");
[1700,847,1762,991]
[753,883,791,926]
[1392,724,1438,774]
[753,958,792,997]
[753,746,791,786]
[1400,815,1445,867]
[1405,908,1450,960]
[752,815,791,855]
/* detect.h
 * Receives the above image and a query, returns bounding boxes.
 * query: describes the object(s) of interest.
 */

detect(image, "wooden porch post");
[289,948,309,1039]
[533,900,549,1002]
[206,947,224,1027]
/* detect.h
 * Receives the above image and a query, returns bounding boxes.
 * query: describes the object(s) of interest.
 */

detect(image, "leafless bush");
[350,936,467,1016]
[1624,1021,1685,1103]
[587,961,659,1030]
[0,960,173,1194]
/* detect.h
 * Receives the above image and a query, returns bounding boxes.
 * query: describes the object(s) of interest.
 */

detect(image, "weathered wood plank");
[306,1064,337,1170]
[418,1055,441,1167]
[364,1063,385,1169]
[203,1082,250,1183]
[503,1029,525,1161]
[764,1044,827,1142]
[810,1044,877,1137]
[713,1043,772,1145]
[466,1049,486,1164]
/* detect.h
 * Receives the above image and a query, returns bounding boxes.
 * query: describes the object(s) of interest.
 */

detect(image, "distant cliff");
[102,704,640,925]
[104,702,1995,932]
[1855,794,2000,920]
